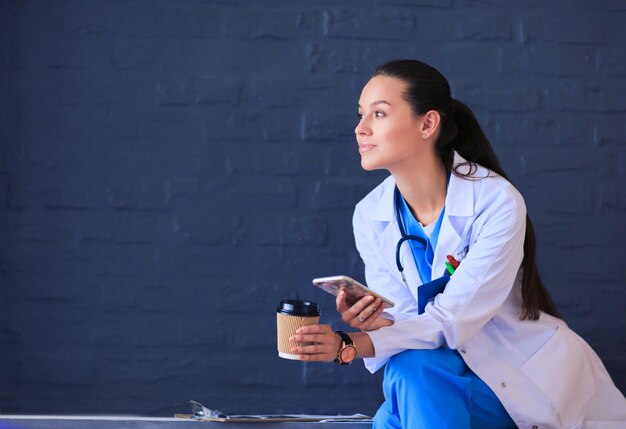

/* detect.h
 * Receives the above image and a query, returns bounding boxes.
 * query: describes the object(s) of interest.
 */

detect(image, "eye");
[356,112,363,119]
[375,111,385,118]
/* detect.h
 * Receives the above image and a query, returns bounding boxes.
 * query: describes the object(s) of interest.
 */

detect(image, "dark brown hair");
[373,59,560,320]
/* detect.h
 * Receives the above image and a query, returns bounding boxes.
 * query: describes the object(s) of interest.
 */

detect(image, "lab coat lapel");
[432,156,476,278]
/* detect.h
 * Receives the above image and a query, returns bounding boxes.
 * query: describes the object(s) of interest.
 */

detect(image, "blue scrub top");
[395,189,446,284]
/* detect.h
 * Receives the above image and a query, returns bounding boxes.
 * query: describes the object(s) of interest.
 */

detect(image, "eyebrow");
[358,100,391,108]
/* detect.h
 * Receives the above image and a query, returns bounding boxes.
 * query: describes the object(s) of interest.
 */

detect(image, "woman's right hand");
[336,291,392,331]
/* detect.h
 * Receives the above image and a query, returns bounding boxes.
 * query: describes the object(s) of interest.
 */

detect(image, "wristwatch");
[334,330,357,365]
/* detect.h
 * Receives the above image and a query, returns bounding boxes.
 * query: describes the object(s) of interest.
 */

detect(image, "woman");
[288,60,626,428]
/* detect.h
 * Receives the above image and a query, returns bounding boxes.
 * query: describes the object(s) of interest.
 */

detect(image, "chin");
[360,157,385,171]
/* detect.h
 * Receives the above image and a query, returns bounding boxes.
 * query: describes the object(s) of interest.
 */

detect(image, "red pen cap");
[447,255,460,269]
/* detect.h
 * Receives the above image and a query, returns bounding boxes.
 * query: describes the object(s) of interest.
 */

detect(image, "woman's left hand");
[289,324,342,362]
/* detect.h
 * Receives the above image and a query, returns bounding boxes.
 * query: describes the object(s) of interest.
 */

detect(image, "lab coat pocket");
[520,324,596,428]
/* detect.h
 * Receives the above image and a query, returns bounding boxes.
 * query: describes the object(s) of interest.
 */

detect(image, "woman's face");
[355,75,426,172]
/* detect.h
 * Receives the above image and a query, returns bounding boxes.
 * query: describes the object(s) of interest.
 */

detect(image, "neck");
[391,152,448,226]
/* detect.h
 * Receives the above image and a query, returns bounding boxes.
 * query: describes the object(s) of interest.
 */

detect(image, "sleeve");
[355,187,527,373]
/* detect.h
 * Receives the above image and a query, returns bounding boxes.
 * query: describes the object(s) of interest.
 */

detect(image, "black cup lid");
[277,299,320,317]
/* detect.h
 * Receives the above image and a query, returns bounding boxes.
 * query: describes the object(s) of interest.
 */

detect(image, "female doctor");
[289,59,626,428]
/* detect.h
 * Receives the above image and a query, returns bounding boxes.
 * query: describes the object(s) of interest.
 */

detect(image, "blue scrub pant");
[373,348,516,429]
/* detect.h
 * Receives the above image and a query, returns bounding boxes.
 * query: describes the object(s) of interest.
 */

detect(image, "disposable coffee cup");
[276,300,320,360]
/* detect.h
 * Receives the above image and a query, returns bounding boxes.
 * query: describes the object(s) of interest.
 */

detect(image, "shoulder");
[459,163,527,226]
[353,174,394,217]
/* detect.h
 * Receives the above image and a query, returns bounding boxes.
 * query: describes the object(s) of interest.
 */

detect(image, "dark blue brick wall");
[1,0,624,417]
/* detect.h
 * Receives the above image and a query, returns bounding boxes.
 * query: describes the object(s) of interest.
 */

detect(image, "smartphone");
[312,275,395,309]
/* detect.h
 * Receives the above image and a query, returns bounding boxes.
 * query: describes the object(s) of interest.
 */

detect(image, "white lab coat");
[353,152,626,429]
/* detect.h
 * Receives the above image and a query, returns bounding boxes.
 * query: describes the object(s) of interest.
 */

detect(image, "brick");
[525,181,594,216]
[106,182,168,211]
[237,214,328,247]
[112,40,209,72]
[156,75,246,107]
[225,144,321,176]
[19,351,96,386]
[455,80,542,113]
[173,211,232,246]
[5,175,106,210]
[259,110,307,143]
[598,234,626,282]
[223,9,318,39]
[228,354,303,388]
[325,146,379,179]
[310,181,374,210]
[543,81,626,113]
[179,317,226,347]
[251,77,346,109]
[382,0,453,7]
[521,12,605,45]
[203,108,304,143]
[56,74,124,108]
[490,114,593,147]
[323,9,414,40]
[202,179,298,211]
[499,44,598,77]
[95,314,184,347]
[302,361,342,387]
[598,185,619,214]
[458,0,547,5]
[219,280,284,314]
[165,178,202,202]
[113,2,220,39]
[152,246,240,278]
[598,47,626,78]
[597,81,626,113]
[543,80,598,111]
[229,315,276,349]
[531,218,575,248]
[520,148,589,176]
[418,10,513,41]
[74,211,159,244]
[301,111,358,142]
[113,40,310,74]
[432,46,501,80]
[307,42,381,75]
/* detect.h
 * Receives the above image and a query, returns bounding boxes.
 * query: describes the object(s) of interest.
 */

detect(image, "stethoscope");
[394,188,430,289]
[394,179,451,289]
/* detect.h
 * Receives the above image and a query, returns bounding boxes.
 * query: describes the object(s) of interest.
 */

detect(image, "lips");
[358,143,376,153]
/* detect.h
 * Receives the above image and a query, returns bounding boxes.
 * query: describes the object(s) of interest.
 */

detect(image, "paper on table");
[181,400,372,423]
[175,413,373,423]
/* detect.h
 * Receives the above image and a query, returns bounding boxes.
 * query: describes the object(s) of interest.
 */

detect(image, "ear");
[420,110,441,139]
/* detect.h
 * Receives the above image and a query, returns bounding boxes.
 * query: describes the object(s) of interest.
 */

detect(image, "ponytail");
[442,99,561,320]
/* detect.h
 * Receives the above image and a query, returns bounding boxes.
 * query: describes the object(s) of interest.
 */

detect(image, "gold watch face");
[340,345,357,363]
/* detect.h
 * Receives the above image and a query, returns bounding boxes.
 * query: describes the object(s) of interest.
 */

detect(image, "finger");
[289,333,333,344]
[349,295,376,314]
[359,302,385,331]
[342,295,375,323]
[357,298,381,319]
[295,324,332,336]
[351,298,382,329]
[336,290,350,312]
[291,343,331,355]
[361,298,382,318]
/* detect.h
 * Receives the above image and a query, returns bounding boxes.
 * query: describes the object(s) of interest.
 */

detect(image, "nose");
[355,117,371,136]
